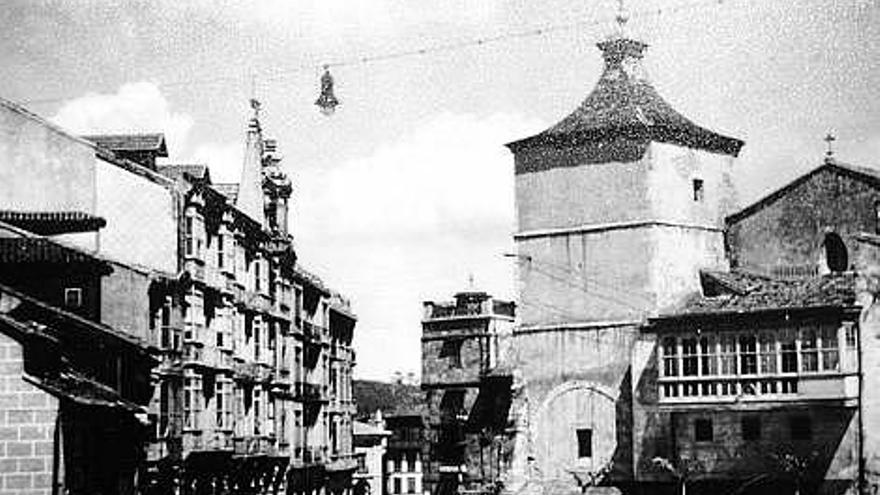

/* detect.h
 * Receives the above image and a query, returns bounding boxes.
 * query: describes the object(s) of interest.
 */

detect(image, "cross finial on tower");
[615,0,630,37]
[824,131,836,163]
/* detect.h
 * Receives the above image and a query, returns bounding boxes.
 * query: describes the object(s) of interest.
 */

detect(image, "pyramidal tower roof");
[507,10,743,158]
[235,100,267,226]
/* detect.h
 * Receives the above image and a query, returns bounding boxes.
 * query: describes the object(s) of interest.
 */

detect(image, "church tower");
[504,7,744,491]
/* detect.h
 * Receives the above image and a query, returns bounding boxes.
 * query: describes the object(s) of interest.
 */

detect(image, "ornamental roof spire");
[235,99,267,225]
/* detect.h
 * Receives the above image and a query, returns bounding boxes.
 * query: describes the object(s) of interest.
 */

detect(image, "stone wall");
[728,166,880,275]
[0,332,59,495]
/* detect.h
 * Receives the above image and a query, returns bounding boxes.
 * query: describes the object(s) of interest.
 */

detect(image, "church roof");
[506,37,743,158]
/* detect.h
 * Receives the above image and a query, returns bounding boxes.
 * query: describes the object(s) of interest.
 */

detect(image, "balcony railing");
[658,373,859,404]
[233,435,274,456]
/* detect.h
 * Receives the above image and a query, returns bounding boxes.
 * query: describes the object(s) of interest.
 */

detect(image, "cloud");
[298,111,544,240]
[51,82,194,154]
[290,111,544,380]
[191,142,245,184]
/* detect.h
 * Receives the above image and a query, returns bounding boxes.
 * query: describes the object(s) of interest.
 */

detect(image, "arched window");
[824,233,848,273]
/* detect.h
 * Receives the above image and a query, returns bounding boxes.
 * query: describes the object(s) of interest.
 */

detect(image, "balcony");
[657,373,859,407]
[183,343,233,371]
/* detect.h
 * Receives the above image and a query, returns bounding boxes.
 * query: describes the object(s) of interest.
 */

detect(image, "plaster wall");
[100,264,154,344]
[94,157,176,273]
[0,103,97,245]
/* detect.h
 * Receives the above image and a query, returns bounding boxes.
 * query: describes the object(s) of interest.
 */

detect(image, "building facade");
[0,96,359,494]
[384,411,428,495]
[420,290,516,495]
[504,17,743,495]
[141,107,358,494]
[353,413,391,495]
[0,220,158,495]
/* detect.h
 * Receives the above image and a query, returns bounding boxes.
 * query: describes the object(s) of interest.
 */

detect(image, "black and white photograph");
[0,1,878,494]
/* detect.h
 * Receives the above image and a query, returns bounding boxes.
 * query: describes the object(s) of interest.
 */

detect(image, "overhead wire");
[16,0,741,107]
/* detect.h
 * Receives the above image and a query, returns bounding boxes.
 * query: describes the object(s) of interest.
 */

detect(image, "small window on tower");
[692,179,705,202]
[694,418,713,442]
[576,428,592,458]
[440,339,463,368]
[64,287,83,308]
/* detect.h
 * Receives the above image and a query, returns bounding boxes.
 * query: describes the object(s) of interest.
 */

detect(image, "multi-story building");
[135,105,359,494]
[420,290,515,495]
[501,8,880,495]
[0,218,159,494]
[0,95,358,495]
[384,410,428,495]
[502,10,745,495]
[353,412,391,495]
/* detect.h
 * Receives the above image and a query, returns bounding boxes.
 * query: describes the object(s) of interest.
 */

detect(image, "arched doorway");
[823,233,848,272]
[532,381,616,483]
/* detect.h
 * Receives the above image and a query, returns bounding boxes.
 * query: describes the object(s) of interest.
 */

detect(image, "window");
[682,338,698,376]
[184,209,205,258]
[719,334,736,375]
[440,339,463,368]
[790,415,812,440]
[216,232,225,269]
[844,323,857,349]
[820,325,839,371]
[184,289,204,342]
[800,327,819,372]
[824,233,848,273]
[699,336,717,376]
[184,372,202,430]
[215,379,232,430]
[781,330,798,372]
[64,287,82,308]
[159,381,172,438]
[742,416,761,441]
[576,428,592,458]
[759,333,777,374]
[407,478,416,494]
[393,478,402,494]
[739,335,757,374]
[662,337,678,377]
[694,418,713,442]
[254,388,262,435]
[692,179,705,202]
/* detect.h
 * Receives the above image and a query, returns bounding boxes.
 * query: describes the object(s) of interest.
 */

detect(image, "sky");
[2,0,879,381]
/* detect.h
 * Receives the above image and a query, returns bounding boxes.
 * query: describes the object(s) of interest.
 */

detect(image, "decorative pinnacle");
[824,131,836,162]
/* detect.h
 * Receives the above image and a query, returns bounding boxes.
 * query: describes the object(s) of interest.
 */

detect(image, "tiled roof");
[156,164,210,183]
[82,133,168,156]
[29,370,143,412]
[507,38,743,156]
[0,210,105,235]
[0,237,110,267]
[663,270,857,317]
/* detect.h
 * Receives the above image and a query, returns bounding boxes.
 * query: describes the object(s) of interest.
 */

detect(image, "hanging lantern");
[315,65,339,116]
